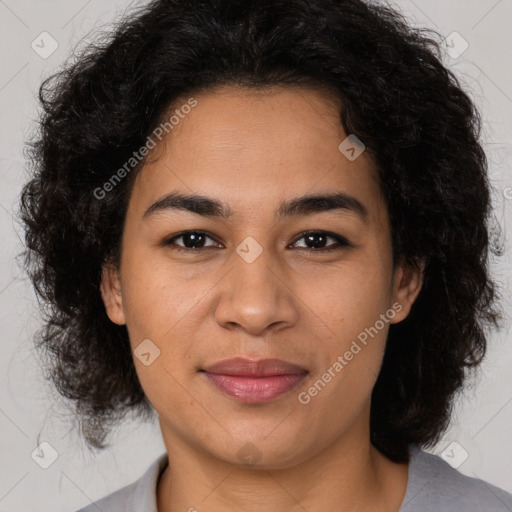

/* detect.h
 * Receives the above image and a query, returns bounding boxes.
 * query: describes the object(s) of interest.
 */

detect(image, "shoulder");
[400,444,512,512]
[74,453,168,512]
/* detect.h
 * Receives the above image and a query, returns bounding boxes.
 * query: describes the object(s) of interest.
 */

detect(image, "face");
[101,85,423,469]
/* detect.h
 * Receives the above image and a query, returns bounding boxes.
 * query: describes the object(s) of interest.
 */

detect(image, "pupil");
[185,232,204,248]
[307,233,326,248]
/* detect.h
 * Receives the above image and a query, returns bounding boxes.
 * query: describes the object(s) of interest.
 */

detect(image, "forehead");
[128,85,386,226]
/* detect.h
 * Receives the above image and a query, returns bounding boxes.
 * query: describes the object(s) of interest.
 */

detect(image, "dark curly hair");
[19,0,504,462]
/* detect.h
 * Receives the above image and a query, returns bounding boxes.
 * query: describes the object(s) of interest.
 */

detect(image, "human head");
[20,0,502,463]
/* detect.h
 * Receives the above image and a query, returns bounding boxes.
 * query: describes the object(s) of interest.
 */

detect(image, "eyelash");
[162,230,350,253]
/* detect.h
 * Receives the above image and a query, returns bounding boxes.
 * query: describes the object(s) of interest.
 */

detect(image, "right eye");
[162,230,223,252]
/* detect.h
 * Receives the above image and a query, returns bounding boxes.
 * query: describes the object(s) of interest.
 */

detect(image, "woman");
[20,0,512,510]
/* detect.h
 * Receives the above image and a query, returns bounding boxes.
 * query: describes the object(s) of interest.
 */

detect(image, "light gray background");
[1,0,511,510]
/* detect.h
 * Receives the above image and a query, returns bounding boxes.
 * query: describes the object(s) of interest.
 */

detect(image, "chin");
[204,432,313,470]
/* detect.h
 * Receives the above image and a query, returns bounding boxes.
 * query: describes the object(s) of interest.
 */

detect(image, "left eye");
[290,231,350,252]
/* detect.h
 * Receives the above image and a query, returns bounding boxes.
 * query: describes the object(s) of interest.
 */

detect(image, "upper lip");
[202,357,308,377]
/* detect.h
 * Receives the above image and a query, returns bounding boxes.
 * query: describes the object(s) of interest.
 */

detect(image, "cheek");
[120,250,206,340]
[301,260,392,385]
[301,270,391,421]
[120,266,206,414]
[119,252,222,384]
[302,257,392,331]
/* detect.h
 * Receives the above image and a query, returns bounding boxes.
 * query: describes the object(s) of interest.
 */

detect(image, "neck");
[156,409,409,512]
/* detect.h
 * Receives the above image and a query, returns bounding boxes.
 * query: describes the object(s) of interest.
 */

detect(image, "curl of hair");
[20,0,503,460]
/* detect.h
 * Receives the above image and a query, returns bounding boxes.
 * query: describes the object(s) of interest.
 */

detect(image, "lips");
[201,357,308,403]
[202,357,308,376]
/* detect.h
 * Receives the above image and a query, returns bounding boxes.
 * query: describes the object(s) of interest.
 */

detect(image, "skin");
[101,84,424,512]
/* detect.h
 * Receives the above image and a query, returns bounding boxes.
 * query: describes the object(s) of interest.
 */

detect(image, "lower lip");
[202,373,307,403]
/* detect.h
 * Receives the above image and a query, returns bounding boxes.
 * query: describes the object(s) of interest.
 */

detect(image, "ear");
[99,262,126,325]
[389,257,425,324]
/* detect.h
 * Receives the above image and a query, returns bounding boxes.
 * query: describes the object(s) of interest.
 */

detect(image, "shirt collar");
[130,452,168,512]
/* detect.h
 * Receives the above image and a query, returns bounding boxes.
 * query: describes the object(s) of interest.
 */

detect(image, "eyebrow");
[143,190,369,223]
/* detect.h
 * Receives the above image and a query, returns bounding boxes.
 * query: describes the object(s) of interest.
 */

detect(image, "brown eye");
[163,231,221,251]
[290,231,350,252]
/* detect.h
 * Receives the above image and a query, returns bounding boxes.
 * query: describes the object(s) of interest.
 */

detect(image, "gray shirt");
[75,444,512,511]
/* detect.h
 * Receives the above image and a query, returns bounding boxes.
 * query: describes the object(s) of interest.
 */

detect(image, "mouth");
[200,357,309,404]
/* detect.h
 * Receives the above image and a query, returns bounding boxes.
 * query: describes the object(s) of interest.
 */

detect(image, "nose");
[214,243,299,336]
